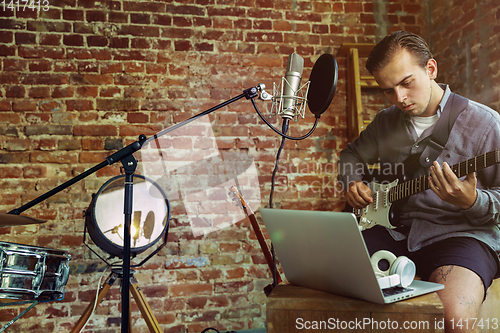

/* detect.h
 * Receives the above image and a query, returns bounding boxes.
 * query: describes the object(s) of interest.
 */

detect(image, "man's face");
[373,49,437,117]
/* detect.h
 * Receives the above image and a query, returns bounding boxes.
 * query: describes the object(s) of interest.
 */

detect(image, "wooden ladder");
[337,43,379,142]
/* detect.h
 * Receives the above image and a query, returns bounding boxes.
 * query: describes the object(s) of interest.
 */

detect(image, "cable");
[77,266,110,333]
[250,98,319,141]
[269,119,289,208]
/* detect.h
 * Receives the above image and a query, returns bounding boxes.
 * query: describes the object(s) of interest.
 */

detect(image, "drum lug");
[56,259,71,291]
[33,260,46,292]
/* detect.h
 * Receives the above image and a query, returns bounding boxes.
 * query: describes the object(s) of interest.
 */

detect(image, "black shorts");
[363,226,500,296]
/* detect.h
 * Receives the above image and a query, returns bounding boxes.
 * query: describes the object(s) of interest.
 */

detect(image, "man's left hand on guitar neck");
[428,161,478,210]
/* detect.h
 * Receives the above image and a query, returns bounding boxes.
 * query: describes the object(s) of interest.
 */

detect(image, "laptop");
[260,208,444,304]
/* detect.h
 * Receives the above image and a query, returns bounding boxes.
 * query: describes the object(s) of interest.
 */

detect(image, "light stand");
[7,85,263,333]
[70,269,162,333]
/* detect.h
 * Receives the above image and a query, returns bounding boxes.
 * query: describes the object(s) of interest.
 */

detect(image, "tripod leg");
[129,276,163,333]
[71,272,117,333]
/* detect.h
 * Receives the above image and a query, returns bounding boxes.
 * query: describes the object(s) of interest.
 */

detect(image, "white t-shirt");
[410,114,438,137]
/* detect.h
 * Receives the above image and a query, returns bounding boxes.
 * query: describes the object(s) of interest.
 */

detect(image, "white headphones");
[370,250,416,289]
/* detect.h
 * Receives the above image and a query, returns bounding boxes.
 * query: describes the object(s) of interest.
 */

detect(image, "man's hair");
[365,31,433,74]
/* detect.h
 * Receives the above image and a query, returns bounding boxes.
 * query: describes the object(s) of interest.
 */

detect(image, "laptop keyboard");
[382,286,414,297]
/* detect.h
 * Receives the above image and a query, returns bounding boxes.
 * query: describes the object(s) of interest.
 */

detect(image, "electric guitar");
[353,149,500,231]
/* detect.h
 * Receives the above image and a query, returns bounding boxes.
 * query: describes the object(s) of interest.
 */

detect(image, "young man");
[337,31,500,333]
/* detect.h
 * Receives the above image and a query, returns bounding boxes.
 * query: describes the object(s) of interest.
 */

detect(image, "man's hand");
[345,181,373,209]
[428,161,478,210]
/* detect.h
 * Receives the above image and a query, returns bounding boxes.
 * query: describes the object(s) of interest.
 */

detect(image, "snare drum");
[0,242,71,301]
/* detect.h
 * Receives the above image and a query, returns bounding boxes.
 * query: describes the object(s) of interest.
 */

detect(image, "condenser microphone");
[256,52,338,140]
[281,53,304,119]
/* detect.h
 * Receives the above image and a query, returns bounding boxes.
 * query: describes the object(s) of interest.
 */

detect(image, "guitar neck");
[389,149,500,202]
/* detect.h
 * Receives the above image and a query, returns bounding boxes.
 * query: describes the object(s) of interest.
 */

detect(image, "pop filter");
[307,53,338,117]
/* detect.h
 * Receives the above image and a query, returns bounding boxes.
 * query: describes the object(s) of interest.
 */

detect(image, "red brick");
[61,235,83,246]
[246,32,283,43]
[66,99,94,111]
[119,124,163,136]
[13,100,36,111]
[28,21,71,32]
[39,7,60,20]
[74,125,117,136]
[78,62,99,73]
[0,167,23,178]
[76,86,98,98]
[0,100,12,111]
[113,50,156,61]
[170,283,213,297]
[101,63,123,74]
[194,17,211,27]
[109,37,129,48]
[207,7,246,17]
[123,1,165,12]
[96,99,139,111]
[195,42,214,52]
[54,61,77,72]
[146,63,167,74]
[0,152,29,164]
[63,9,84,21]
[86,10,106,22]
[124,62,145,73]
[100,87,121,97]
[87,35,108,47]
[29,59,53,72]
[0,112,20,123]
[15,32,37,45]
[39,101,63,113]
[25,125,72,136]
[29,87,51,99]
[92,49,112,60]
[37,138,58,150]
[26,112,51,122]
[131,13,151,24]
[0,45,16,57]
[131,38,151,49]
[63,34,84,46]
[39,33,62,46]
[118,25,160,37]
[3,138,32,151]
[3,59,27,71]
[0,31,13,43]
[52,86,75,98]
[31,151,79,164]
[6,85,25,98]
[127,112,149,123]
[70,74,113,85]
[110,11,128,23]
[66,48,92,59]
[21,73,69,85]
[82,138,104,150]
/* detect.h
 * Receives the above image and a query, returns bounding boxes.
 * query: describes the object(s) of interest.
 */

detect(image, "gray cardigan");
[338,85,500,255]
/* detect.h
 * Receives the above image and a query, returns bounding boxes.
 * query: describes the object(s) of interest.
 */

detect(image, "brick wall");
[3,0,489,332]
[430,0,500,111]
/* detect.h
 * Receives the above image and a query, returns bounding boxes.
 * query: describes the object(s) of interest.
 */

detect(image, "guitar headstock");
[229,186,247,209]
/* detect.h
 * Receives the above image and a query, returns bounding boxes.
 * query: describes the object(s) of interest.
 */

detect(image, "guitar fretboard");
[389,149,500,203]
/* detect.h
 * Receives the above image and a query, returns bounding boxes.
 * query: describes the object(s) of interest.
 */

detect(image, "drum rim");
[87,174,170,258]
[0,241,69,254]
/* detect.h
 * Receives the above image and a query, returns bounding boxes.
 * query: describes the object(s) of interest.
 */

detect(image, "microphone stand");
[7,86,260,333]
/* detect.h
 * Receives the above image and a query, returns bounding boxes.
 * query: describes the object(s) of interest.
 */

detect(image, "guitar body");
[343,154,421,230]
[354,179,398,230]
